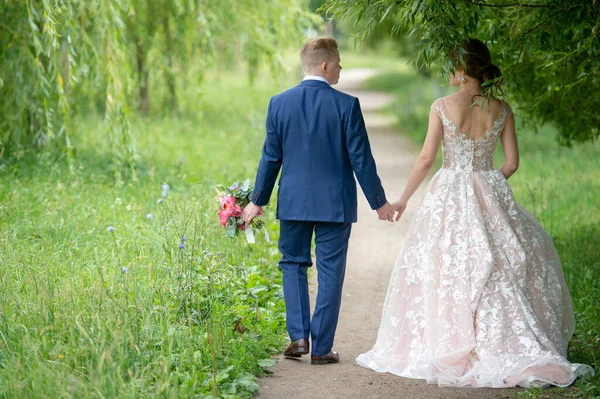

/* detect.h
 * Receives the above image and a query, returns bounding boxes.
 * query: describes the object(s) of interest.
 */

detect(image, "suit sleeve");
[345,97,387,210]
[251,98,282,206]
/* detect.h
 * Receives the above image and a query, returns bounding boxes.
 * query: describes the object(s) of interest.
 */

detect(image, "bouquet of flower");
[216,178,269,243]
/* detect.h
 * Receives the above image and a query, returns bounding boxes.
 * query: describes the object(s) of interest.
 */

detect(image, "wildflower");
[161,183,169,197]
[146,214,153,220]
[58,354,65,360]
[157,198,163,204]
[181,236,187,242]
[107,226,114,232]
[122,267,129,273]
[115,198,122,204]
[179,243,185,249]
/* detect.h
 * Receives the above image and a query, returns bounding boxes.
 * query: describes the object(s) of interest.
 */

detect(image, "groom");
[242,37,395,365]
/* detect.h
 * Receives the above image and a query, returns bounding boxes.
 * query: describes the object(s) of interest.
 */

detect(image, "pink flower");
[233,205,242,217]
[218,209,229,228]
[220,196,236,218]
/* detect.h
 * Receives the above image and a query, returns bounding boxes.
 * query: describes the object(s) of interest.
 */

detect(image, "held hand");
[391,199,408,222]
[241,202,262,226]
[376,201,396,223]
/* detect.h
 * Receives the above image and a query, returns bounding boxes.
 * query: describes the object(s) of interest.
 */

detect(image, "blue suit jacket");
[251,79,386,223]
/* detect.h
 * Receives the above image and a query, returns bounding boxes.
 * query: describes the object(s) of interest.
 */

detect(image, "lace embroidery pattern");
[435,101,509,172]
[357,98,594,388]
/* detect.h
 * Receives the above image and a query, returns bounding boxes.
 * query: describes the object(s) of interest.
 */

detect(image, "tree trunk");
[162,14,177,111]
[136,38,149,116]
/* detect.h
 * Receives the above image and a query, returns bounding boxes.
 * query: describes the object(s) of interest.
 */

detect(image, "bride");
[356,38,594,388]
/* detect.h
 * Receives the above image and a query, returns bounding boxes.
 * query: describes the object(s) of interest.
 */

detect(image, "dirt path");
[257,69,511,399]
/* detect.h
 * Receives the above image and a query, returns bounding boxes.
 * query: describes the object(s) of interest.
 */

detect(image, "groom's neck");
[304,71,326,79]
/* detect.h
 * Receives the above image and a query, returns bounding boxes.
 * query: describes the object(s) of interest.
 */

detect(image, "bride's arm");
[499,112,519,179]
[392,107,443,218]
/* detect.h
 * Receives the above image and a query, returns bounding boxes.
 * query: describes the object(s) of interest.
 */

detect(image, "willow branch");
[461,0,587,10]
[0,23,20,36]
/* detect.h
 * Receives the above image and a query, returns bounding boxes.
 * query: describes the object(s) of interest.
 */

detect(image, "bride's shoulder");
[431,93,460,107]
[500,99,513,111]
[497,99,514,117]
[430,95,449,110]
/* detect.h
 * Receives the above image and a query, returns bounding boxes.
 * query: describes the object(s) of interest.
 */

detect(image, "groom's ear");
[320,60,328,72]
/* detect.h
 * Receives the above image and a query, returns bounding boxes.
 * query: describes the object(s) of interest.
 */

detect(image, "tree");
[321,0,600,144]
[0,0,317,166]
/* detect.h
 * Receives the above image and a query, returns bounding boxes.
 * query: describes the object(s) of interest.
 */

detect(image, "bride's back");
[442,92,505,140]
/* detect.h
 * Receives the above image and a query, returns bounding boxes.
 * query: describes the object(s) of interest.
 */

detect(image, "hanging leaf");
[321,0,600,144]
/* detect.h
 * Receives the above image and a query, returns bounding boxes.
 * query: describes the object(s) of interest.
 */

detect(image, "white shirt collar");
[303,75,330,85]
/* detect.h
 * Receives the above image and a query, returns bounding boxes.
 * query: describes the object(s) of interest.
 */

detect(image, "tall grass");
[0,67,298,398]
[364,65,600,399]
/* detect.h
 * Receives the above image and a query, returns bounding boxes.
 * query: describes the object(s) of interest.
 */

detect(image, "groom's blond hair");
[300,37,339,73]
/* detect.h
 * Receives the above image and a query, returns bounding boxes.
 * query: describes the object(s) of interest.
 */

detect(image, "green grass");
[0,68,297,398]
[364,66,600,399]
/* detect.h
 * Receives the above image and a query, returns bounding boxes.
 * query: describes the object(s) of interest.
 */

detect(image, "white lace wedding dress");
[357,99,594,388]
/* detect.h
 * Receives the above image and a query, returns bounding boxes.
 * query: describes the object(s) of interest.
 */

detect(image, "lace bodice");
[433,99,511,172]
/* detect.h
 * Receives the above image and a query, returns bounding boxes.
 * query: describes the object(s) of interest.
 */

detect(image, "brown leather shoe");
[311,351,339,365]
[283,339,309,358]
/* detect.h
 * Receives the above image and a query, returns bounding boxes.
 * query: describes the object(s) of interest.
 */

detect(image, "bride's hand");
[391,199,407,221]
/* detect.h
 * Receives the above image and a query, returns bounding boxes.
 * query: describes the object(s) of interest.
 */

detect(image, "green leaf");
[234,373,259,393]
[257,358,276,368]
[380,5,394,23]
[249,284,268,296]
[226,218,237,238]
[217,365,236,383]
[241,178,251,192]
[221,382,237,394]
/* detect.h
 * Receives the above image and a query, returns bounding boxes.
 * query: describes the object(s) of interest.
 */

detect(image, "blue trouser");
[278,220,352,356]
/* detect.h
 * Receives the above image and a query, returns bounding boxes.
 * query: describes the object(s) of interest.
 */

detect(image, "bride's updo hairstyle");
[452,38,502,84]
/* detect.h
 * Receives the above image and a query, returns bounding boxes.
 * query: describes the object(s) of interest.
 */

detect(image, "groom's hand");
[376,201,395,222]
[242,202,262,225]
